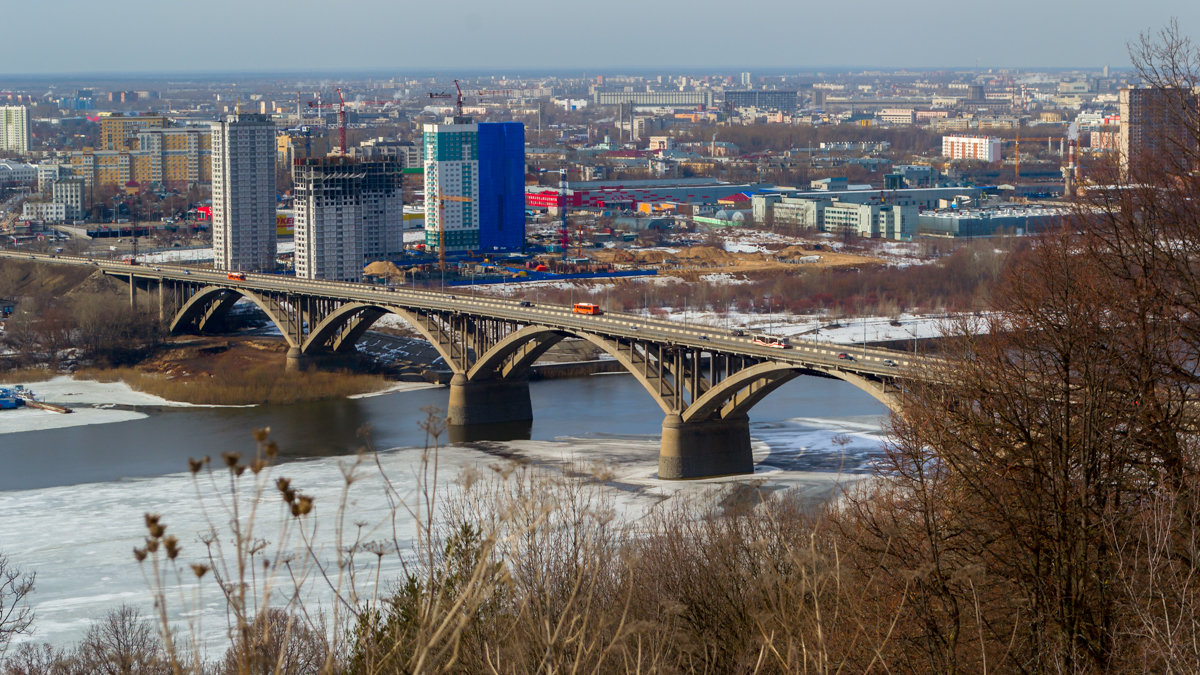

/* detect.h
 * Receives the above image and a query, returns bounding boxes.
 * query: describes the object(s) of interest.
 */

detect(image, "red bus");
[227,272,246,281]
[572,302,603,315]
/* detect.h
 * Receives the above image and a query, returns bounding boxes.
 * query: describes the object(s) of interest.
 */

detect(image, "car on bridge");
[837,352,854,361]
[883,359,897,367]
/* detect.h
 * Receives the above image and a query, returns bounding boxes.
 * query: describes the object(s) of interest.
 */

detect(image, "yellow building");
[68,127,212,189]
[277,132,331,166]
[100,115,167,150]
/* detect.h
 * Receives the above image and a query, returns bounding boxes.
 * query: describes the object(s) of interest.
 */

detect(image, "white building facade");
[0,106,30,155]
[941,135,1001,162]
[52,178,86,221]
[21,201,66,223]
[423,121,480,253]
[211,113,276,272]
[0,160,36,185]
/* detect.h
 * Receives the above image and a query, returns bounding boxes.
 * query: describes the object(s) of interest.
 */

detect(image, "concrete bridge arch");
[168,291,903,479]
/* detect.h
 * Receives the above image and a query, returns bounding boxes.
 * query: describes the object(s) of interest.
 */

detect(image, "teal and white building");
[423,122,479,252]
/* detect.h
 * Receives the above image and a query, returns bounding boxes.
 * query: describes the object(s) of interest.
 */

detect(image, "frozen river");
[0,373,890,650]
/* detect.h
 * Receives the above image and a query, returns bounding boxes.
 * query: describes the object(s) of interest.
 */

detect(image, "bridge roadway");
[3,251,939,478]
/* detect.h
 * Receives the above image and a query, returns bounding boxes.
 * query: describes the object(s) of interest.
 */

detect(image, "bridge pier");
[446,374,533,427]
[658,414,754,479]
[285,347,309,372]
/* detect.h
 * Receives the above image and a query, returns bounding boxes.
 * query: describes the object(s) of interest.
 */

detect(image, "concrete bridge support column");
[446,374,533,426]
[658,414,754,479]
[285,347,309,372]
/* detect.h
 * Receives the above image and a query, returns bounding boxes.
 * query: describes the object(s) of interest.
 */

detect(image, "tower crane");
[307,88,348,155]
[1005,135,1060,180]
[427,80,466,119]
[335,88,346,155]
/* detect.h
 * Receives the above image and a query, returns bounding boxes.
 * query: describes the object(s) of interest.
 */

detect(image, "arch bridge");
[7,253,939,479]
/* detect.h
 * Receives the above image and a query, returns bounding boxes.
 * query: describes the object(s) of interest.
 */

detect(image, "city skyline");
[3,1,1198,75]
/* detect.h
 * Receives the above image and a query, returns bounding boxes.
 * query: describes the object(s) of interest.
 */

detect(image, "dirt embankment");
[0,260,115,299]
[589,244,884,276]
[85,336,390,405]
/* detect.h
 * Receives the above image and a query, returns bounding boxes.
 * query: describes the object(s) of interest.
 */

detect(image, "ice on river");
[0,414,887,652]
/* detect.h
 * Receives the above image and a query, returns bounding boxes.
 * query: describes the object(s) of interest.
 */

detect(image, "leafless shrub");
[70,605,173,675]
[215,609,328,675]
[0,642,71,675]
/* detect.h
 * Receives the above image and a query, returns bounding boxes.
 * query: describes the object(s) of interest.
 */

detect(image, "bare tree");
[71,605,172,675]
[0,555,34,659]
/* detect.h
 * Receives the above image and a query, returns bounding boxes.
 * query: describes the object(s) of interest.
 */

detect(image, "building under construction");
[293,156,404,282]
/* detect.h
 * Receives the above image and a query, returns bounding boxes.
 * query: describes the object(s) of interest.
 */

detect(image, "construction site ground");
[588,243,886,279]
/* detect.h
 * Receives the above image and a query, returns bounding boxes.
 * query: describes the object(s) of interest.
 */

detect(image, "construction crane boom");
[336,88,346,155]
[433,194,473,273]
[427,80,467,119]
[306,89,349,155]
[1006,135,1061,180]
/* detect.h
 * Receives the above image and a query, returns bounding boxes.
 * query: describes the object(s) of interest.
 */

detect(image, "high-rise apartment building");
[477,122,525,253]
[67,127,212,189]
[101,115,167,150]
[1,106,30,154]
[424,120,480,253]
[424,120,525,254]
[211,113,276,272]
[1119,87,1200,178]
[293,157,404,281]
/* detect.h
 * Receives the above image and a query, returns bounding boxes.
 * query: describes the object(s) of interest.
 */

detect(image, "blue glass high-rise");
[476,122,525,253]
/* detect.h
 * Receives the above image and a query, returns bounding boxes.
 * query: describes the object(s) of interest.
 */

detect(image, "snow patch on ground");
[723,241,767,254]
[0,406,147,434]
[698,272,753,285]
[347,382,442,399]
[638,310,966,344]
[28,376,204,408]
[135,248,214,264]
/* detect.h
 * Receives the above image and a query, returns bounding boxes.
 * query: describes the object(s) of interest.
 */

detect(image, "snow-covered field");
[135,247,214,264]
[650,310,960,344]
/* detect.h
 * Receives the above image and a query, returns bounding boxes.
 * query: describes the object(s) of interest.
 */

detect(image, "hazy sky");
[5,0,1199,75]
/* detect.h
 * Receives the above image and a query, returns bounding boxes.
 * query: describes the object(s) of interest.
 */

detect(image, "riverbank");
[2,335,402,405]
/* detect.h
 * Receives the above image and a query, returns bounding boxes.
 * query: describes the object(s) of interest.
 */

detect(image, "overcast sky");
[5,1,1199,75]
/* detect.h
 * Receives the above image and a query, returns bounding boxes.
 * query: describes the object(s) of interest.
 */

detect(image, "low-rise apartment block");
[942,135,1001,162]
